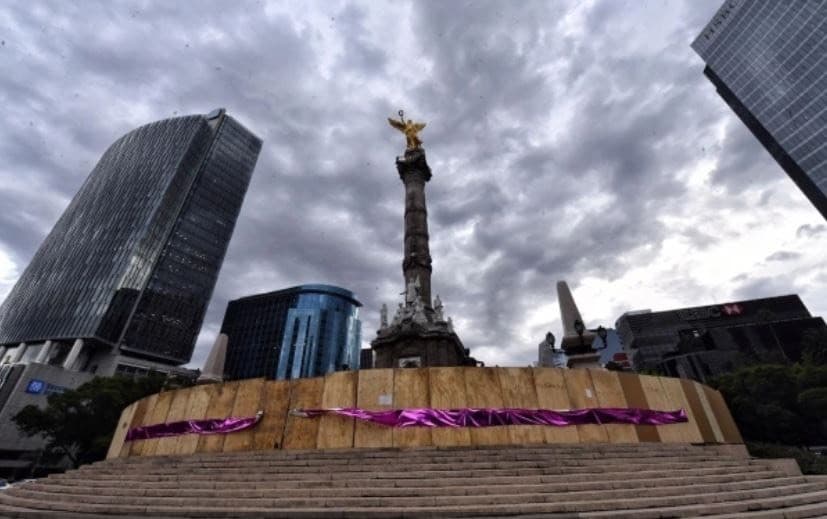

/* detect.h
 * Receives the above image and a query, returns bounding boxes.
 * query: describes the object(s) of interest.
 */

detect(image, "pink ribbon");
[295,407,688,428]
[125,411,263,441]
[125,407,687,441]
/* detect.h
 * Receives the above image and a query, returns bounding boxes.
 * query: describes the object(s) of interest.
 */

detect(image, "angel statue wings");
[388,110,426,150]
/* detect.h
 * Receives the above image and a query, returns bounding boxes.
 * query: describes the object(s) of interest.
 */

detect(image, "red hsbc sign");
[722,303,743,316]
[677,303,744,320]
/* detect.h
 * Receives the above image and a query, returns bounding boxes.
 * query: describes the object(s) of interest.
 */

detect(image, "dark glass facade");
[616,295,826,382]
[0,110,261,365]
[222,284,362,381]
[693,1,827,219]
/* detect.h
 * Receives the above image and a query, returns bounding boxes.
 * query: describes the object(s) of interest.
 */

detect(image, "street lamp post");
[573,319,585,351]
[595,325,609,351]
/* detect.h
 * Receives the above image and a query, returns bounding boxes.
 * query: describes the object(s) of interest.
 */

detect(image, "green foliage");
[711,361,827,445]
[12,374,174,468]
[801,328,827,365]
[746,442,827,475]
[798,387,827,418]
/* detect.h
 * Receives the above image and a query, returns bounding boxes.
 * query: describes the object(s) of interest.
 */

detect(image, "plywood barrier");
[429,367,471,447]
[563,369,608,443]
[615,372,660,442]
[705,387,744,444]
[465,367,509,446]
[589,370,638,444]
[105,401,137,460]
[282,377,324,449]
[175,384,215,455]
[155,387,194,456]
[111,367,744,457]
[497,368,544,445]
[354,369,394,448]
[253,380,290,450]
[680,379,715,444]
[223,378,265,452]
[392,368,431,448]
[196,381,240,454]
[532,368,579,444]
[316,371,357,449]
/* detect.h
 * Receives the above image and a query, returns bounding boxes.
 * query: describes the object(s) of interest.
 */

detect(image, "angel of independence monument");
[371,112,478,368]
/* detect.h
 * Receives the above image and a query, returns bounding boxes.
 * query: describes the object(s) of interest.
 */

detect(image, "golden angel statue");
[388,110,426,150]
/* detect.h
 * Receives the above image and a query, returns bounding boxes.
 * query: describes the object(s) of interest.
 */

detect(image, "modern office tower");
[0,109,262,375]
[616,295,827,382]
[692,2,827,219]
[221,285,362,381]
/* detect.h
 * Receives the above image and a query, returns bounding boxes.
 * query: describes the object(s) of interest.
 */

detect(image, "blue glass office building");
[0,109,261,367]
[221,284,362,380]
[693,1,827,219]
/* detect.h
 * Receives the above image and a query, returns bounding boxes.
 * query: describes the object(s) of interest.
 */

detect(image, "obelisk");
[557,281,601,369]
[371,112,477,369]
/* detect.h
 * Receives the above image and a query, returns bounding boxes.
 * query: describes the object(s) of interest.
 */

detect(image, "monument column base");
[566,351,602,370]
[372,327,476,369]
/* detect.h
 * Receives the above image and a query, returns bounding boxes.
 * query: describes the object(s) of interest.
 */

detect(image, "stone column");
[0,346,7,363]
[62,339,85,370]
[34,340,53,364]
[197,333,228,384]
[397,149,433,307]
[10,342,27,363]
[557,281,600,369]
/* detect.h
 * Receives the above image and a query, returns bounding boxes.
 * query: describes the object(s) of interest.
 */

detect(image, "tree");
[12,374,172,468]
[800,328,827,365]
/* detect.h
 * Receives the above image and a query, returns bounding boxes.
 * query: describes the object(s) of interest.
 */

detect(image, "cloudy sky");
[0,0,825,369]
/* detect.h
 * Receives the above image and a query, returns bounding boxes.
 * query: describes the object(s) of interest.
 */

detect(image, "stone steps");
[12,476,819,508]
[0,444,823,517]
[72,458,747,477]
[27,472,793,498]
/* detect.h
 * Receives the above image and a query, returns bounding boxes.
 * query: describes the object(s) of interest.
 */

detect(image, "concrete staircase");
[0,443,825,517]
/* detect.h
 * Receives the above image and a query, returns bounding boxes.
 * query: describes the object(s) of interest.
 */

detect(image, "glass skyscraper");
[692,1,827,219]
[221,284,362,380]
[0,109,261,369]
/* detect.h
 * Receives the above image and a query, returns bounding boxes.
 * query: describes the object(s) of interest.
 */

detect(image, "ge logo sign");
[25,379,46,394]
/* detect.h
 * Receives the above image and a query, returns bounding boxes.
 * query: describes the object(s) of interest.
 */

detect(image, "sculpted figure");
[388,110,427,150]
[434,294,444,321]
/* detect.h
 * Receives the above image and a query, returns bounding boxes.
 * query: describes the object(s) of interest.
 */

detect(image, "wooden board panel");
[106,401,137,460]
[175,384,216,455]
[694,382,724,442]
[532,368,579,444]
[140,390,176,456]
[464,368,509,446]
[392,368,432,448]
[429,367,471,447]
[638,375,682,443]
[680,379,715,443]
[282,377,325,450]
[497,368,544,445]
[253,380,291,450]
[155,387,195,456]
[316,371,357,449]
[659,377,704,443]
[589,370,638,444]
[196,381,241,454]
[616,372,660,442]
[354,369,395,448]
[706,387,744,444]
[123,395,156,457]
[563,369,608,443]
[223,378,266,452]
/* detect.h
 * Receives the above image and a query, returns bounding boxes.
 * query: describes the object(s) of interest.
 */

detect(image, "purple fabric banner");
[125,410,263,442]
[294,407,688,428]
